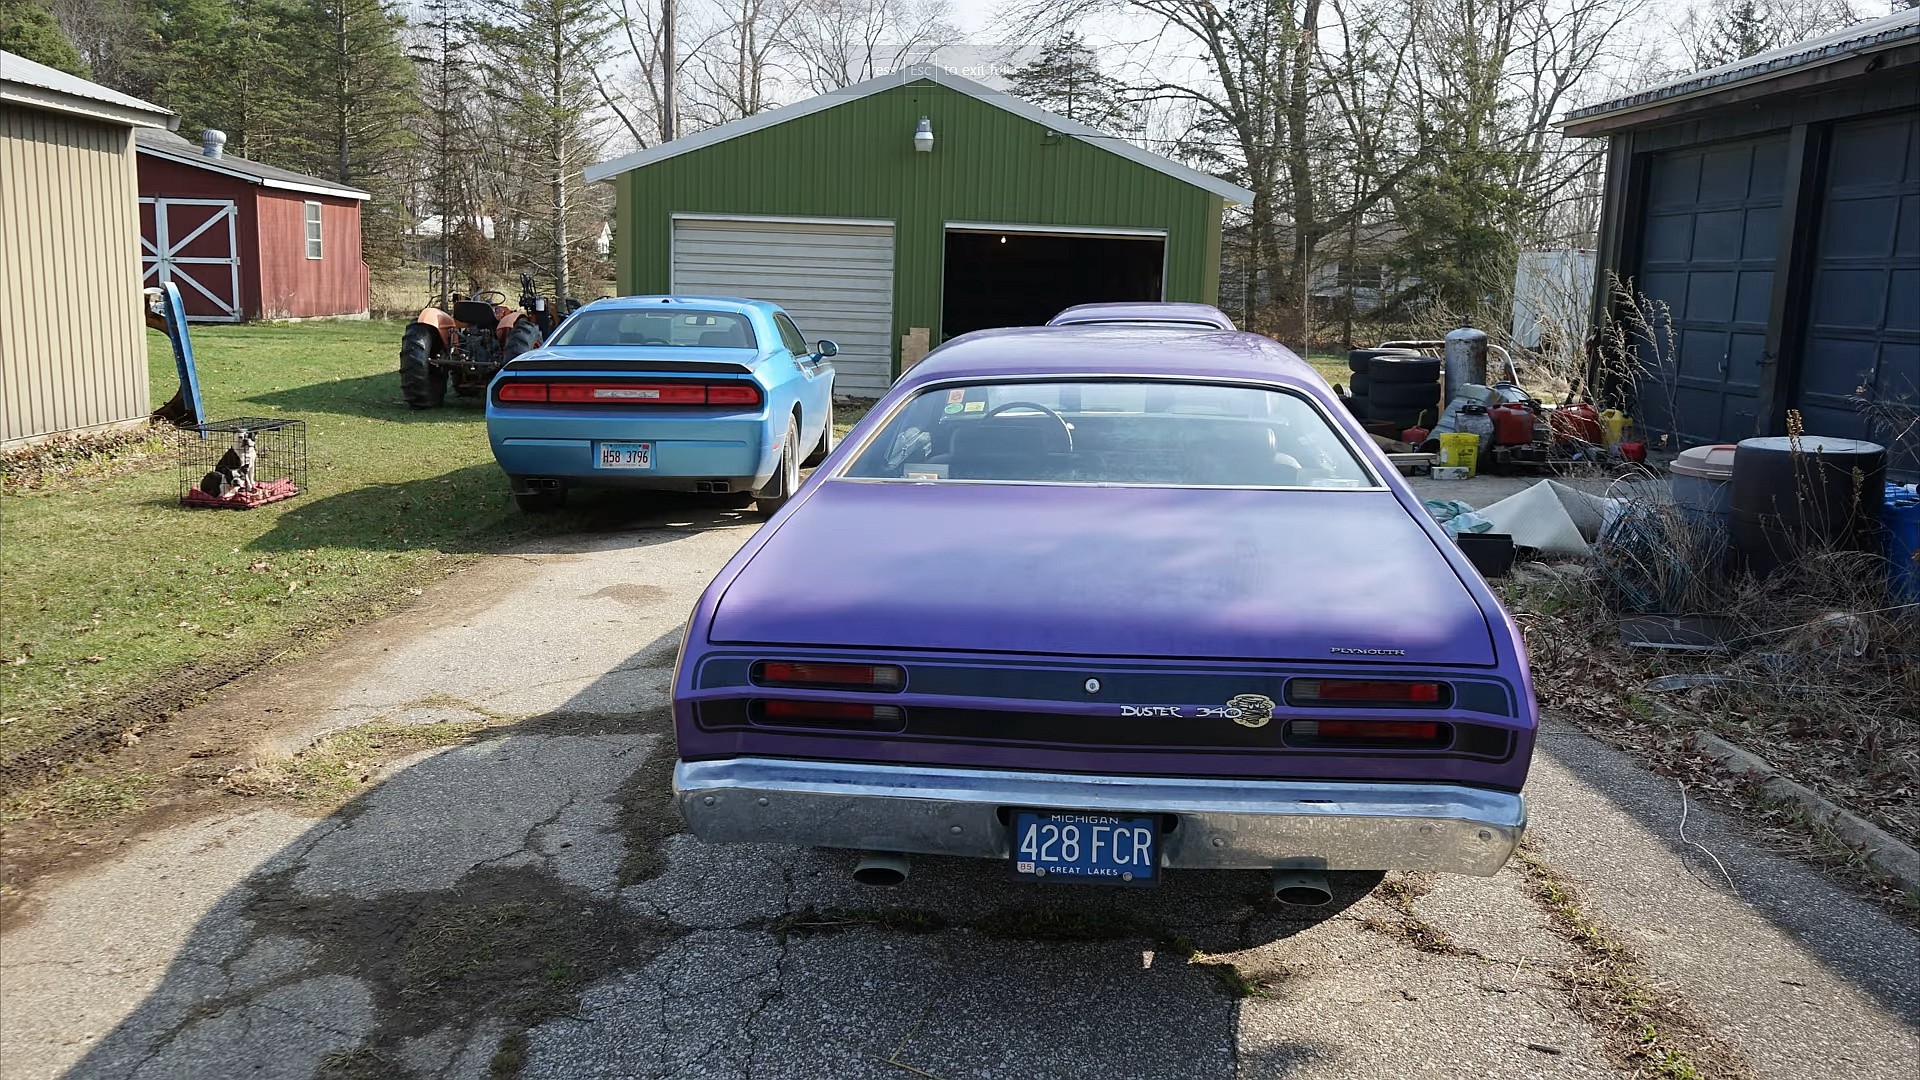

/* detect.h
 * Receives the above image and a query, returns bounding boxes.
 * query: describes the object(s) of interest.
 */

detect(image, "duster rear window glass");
[549,309,757,349]
[841,380,1376,488]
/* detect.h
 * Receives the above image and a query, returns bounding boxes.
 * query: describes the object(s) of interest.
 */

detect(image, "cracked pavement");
[2,506,1917,1079]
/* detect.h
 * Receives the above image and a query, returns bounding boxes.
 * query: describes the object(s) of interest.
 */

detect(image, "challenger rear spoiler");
[502,356,756,374]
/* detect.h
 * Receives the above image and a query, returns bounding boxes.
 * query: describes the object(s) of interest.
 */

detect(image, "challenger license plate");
[1012,811,1158,886]
[596,441,652,469]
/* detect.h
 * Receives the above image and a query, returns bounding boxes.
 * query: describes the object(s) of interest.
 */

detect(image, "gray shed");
[1563,10,1919,477]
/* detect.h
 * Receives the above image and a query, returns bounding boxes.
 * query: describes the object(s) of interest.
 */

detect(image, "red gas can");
[1551,403,1603,446]
[1490,403,1535,446]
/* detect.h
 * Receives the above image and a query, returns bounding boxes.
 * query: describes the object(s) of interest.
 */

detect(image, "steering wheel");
[475,289,508,305]
[983,401,1074,453]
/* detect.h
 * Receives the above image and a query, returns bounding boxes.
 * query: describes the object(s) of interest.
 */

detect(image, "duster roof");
[897,325,1327,391]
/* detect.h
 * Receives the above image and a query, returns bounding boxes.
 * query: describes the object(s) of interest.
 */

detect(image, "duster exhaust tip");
[852,852,910,887]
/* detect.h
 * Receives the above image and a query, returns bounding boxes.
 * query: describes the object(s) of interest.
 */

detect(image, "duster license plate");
[1012,811,1158,886]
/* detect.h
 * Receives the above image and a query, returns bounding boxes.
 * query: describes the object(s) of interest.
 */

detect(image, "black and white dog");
[199,428,257,497]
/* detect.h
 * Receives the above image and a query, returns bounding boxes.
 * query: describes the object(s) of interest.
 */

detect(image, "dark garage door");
[1794,112,1920,478]
[1633,136,1788,447]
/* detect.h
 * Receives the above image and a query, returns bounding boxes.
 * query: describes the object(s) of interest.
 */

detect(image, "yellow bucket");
[1437,433,1480,477]
[1600,409,1630,447]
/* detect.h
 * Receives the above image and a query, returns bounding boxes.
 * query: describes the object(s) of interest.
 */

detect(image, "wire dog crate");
[177,416,307,508]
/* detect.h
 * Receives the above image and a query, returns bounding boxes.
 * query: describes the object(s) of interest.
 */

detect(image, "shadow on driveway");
[47,619,1351,1079]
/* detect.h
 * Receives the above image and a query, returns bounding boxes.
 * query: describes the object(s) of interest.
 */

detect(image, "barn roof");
[135,128,371,201]
[0,50,174,128]
[584,64,1254,205]
[1562,8,1920,134]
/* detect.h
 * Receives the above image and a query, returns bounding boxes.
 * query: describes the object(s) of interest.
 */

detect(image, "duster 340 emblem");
[1226,693,1276,729]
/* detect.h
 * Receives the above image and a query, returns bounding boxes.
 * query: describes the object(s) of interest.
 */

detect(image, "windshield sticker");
[943,402,964,415]
[947,388,967,404]
[905,464,949,480]
[963,400,985,412]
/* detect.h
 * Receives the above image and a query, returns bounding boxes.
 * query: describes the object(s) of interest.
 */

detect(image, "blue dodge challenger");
[485,296,838,514]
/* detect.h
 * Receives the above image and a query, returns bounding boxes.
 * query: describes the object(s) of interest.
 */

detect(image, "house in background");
[1565,9,1918,477]
[587,65,1251,396]
[1,50,173,448]
[135,127,371,321]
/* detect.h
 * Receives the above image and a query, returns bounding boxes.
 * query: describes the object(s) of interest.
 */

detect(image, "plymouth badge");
[1226,693,1276,729]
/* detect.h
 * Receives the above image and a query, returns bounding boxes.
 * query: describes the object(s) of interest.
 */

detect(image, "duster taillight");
[1286,679,1449,708]
[751,661,906,692]
[752,699,906,731]
[1286,719,1450,748]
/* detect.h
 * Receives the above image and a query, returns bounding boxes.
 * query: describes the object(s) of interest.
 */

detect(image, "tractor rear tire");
[401,323,447,409]
[502,321,541,362]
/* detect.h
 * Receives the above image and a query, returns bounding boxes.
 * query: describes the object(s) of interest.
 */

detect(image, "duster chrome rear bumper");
[674,757,1526,876]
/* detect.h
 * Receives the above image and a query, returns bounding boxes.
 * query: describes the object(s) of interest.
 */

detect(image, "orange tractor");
[400,274,573,408]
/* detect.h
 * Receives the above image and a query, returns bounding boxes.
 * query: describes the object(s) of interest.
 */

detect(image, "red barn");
[135,128,370,321]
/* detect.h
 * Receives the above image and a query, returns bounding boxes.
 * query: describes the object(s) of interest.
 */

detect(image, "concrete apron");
[1,516,1915,1080]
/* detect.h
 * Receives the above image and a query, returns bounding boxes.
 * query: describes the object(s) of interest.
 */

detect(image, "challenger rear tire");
[755,419,801,515]
[400,323,447,409]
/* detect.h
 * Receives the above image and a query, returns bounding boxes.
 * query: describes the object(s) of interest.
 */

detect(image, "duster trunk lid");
[711,481,1499,665]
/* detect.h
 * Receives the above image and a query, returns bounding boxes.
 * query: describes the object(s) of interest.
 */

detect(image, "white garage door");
[671,216,896,396]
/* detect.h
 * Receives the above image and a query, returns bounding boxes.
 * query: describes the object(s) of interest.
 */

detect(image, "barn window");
[304,202,323,259]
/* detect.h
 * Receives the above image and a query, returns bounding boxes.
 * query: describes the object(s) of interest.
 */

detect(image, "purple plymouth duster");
[671,319,1533,899]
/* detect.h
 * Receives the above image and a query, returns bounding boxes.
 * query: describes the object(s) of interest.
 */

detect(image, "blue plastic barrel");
[1886,483,1919,604]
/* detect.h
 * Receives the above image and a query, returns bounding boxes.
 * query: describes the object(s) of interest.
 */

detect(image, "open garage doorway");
[941,226,1165,339]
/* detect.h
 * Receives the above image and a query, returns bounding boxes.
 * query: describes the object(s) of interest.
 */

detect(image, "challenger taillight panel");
[494,380,763,407]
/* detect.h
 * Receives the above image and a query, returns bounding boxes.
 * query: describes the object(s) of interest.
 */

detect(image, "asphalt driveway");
[1,506,1915,1079]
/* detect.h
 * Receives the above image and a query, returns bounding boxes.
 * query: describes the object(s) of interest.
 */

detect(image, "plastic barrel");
[1730,436,1887,576]
[1886,483,1920,604]
[1670,445,1737,548]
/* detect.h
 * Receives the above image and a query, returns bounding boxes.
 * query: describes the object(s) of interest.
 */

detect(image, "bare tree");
[685,0,800,122]
[781,0,956,93]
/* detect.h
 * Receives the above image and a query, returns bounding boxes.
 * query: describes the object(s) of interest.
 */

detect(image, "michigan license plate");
[1012,811,1158,886]
[597,442,652,469]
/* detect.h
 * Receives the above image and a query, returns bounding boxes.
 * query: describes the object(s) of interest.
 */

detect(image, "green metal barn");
[585,66,1252,395]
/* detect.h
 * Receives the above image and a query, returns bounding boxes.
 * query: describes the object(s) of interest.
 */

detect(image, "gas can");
[1551,403,1603,446]
[1490,403,1534,446]
[1599,408,1630,447]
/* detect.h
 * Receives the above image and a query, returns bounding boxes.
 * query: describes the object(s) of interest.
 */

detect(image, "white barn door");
[139,198,241,322]
[671,216,896,396]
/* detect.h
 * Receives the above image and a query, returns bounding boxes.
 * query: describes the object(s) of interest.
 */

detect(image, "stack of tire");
[1346,348,1443,434]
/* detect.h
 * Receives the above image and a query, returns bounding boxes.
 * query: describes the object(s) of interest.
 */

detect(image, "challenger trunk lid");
[711,481,1499,665]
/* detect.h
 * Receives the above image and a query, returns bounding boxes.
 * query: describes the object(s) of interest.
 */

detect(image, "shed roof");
[1563,8,1920,133]
[135,128,371,200]
[585,65,1253,205]
[0,50,173,128]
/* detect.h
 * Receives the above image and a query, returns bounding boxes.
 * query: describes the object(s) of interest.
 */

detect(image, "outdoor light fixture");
[914,116,934,152]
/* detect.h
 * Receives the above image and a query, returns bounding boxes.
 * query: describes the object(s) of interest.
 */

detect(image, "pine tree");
[1005,31,1135,133]
[415,0,495,298]
[298,0,418,266]
[150,0,305,160]
[1692,0,1775,68]
[485,0,615,301]
[2,0,88,75]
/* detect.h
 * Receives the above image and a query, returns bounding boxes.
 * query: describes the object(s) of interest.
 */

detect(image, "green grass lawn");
[0,321,581,766]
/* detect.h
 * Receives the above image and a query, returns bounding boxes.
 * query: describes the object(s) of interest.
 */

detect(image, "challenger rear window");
[840,380,1377,488]
[548,309,757,349]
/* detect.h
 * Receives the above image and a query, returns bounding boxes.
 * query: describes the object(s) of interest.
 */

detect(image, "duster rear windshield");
[841,380,1376,489]
[549,309,757,349]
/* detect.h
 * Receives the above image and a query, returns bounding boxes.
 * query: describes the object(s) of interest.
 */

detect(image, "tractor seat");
[452,299,499,329]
